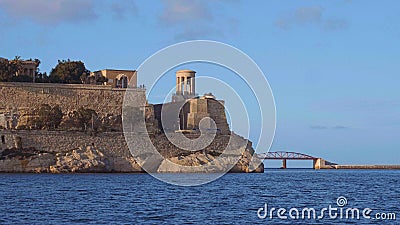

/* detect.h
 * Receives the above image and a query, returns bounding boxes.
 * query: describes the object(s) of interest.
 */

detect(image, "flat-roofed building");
[17,60,39,79]
[90,69,137,88]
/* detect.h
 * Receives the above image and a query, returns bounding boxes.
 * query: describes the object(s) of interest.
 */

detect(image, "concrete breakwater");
[314,158,400,170]
[333,165,400,169]
[259,153,400,170]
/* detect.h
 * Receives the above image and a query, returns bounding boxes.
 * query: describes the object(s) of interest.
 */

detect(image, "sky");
[1,0,399,165]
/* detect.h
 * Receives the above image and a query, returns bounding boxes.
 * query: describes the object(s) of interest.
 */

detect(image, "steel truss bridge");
[256,151,323,169]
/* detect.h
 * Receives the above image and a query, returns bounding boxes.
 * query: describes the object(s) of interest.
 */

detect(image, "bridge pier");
[313,159,318,169]
[313,158,325,170]
[282,159,287,169]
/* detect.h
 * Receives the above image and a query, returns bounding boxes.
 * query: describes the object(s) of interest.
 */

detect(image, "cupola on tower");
[172,70,196,102]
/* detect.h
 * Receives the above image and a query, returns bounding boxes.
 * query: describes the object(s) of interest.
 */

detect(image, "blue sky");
[1,0,399,164]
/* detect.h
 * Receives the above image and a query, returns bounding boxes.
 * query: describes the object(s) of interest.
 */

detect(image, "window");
[1,135,5,144]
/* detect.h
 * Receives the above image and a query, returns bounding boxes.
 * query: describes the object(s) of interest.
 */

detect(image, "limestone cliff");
[0,83,264,173]
[0,133,263,173]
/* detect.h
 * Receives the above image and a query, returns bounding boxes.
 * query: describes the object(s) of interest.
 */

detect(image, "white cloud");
[158,0,238,41]
[0,0,97,25]
[276,6,347,31]
[159,0,212,25]
[110,1,138,20]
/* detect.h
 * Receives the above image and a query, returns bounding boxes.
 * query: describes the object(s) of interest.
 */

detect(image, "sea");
[0,170,398,224]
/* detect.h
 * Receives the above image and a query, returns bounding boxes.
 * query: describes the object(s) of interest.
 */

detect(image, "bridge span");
[255,151,336,169]
[256,151,400,170]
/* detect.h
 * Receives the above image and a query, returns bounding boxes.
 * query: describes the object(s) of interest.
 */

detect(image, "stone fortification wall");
[0,82,146,116]
[0,130,129,158]
[206,99,230,133]
[0,83,228,134]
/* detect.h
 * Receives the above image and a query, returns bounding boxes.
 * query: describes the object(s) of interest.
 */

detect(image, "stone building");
[90,69,137,88]
[172,70,196,102]
[147,70,230,134]
[17,60,39,79]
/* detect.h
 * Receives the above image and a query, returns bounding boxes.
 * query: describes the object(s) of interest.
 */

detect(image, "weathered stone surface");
[0,82,146,132]
[108,156,143,172]
[0,131,263,173]
[0,146,143,173]
[0,82,145,117]
[0,83,264,173]
[50,146,109,173]
[0,152,55,173]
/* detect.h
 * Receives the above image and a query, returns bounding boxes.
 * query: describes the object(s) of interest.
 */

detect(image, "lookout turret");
[172,70,196,102]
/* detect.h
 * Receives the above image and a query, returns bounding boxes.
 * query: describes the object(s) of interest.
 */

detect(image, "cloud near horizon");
[158,0,238,41]
[0,0,97,25]
[110,1,138,20]
[276,6,347,31]
[310,125,350,130]
[159,0,212,25]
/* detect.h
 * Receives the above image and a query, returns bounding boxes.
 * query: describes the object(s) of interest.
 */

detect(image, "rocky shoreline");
[0,133,264,173]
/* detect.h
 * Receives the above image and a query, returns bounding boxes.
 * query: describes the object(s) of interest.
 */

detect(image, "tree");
[73,107,98,131]
[0,57,20,81]
[49,59,90,84]
[33,58,41,83]
[80,73,88,84]
[34,58,40,67]
[0,57,41,82]
[0,58,12,81]
[13,56,21,61]
[36,72,49,83]
[36,104,52,129]
[10,56,22,76]
[96,75,108,84]
[32,104,64,129]
[10,75,32,82]
[50,105,63,129]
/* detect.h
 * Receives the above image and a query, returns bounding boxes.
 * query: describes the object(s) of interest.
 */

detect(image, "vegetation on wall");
[72,107,98,131]
[30,104,63,130]
[20,105,101,132]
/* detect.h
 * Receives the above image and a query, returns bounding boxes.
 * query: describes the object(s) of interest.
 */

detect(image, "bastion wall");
[0,130,130,157]
[0,82,146,116]
[0,82,232,155]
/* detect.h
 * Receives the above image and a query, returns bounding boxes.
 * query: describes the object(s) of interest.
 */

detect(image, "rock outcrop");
[49,147,109,173]
[157,150,264,173]
[0,146,142,173]
[0,132,263,173]
[0,142,263,173]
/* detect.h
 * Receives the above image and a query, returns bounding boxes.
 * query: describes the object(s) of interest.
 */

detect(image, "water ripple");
[0,171,398,224]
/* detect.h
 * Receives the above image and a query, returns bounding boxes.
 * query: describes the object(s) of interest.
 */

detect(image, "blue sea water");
[0,170,398,224]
